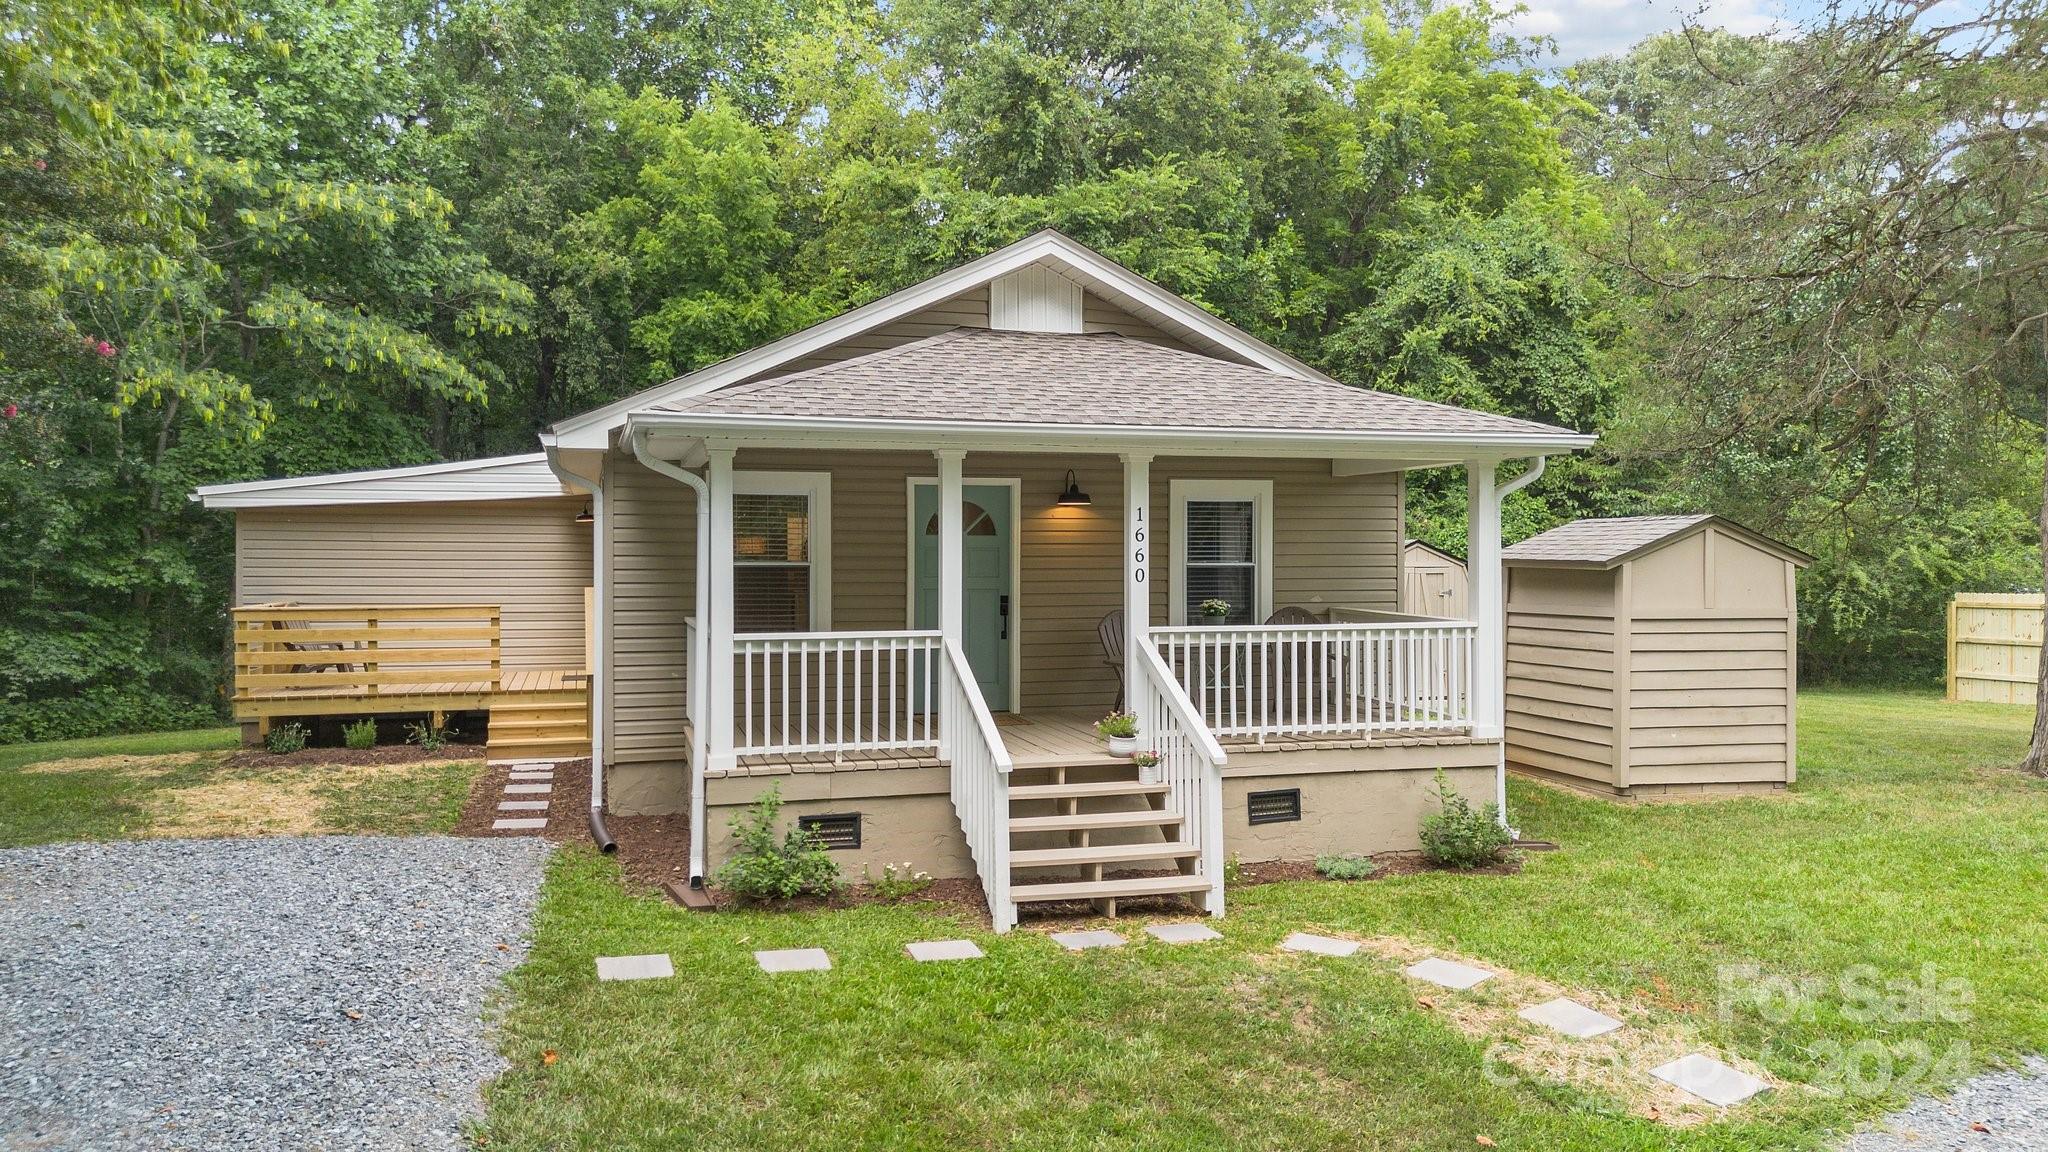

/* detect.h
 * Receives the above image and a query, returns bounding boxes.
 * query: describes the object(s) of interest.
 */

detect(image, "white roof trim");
[626,410,1594,459]
[192,453,585,509]
[543,230,1333,450]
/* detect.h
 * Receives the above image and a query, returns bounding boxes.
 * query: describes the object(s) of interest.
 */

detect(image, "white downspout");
[630,428,712,886]
[1486,456,1546,830]
[543,449,614,851]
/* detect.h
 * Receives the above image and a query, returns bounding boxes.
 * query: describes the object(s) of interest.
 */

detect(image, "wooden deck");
[707,707,1479,775]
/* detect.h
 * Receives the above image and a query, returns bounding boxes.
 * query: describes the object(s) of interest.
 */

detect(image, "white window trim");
[1169,478,1274,626]
[734,470,832,631]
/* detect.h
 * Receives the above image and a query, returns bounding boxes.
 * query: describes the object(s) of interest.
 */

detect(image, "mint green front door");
[913,483,1013,709]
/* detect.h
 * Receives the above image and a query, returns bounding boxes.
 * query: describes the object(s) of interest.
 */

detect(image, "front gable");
[543,231,1323,451]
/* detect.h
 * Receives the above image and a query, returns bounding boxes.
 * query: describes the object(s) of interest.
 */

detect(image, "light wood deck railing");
[231,604,503,705]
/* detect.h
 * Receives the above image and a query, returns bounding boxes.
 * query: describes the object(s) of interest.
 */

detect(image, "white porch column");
[1465,460,1504,742]
[1122,452,1154,738]
[706,446,737,772]
[935,449,965,759]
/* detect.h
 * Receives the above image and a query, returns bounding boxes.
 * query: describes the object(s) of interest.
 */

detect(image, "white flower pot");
[1106,734,1138,757]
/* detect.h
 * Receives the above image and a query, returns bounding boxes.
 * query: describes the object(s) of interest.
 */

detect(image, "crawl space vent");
[797,812,862,849]
[1247,788,1302,826]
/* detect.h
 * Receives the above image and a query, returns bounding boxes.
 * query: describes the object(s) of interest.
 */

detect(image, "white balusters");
[1136,643,1228,917]
[730,630,943,757]
[940,638,1014,932]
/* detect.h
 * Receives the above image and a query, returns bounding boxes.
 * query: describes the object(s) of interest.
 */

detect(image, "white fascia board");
[548,230,1327,450]
[192,452,581,509]
[626,411,1595,461]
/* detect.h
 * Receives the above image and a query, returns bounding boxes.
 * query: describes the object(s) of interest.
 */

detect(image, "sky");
[1507,0,1825,64]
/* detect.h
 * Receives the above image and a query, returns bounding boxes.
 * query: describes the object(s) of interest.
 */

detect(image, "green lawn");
[480,690,2048,1151]
[0,727,480,846]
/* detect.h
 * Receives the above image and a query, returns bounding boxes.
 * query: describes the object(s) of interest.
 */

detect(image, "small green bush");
[406,720,452,752]
[265,722,308,755]
[715,785,842,901]
[863,861,934,901]
[1418,769,1513,868]
[1315,853,1378,881]
[342,719,378,750]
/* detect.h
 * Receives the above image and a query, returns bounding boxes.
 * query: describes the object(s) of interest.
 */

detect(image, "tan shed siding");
[1625,614,1791,784]
[1504,566,1620,786]
[753,287,990,378]
[605,454,695,764]
[234,499,592,668]
[722,449,1398,714]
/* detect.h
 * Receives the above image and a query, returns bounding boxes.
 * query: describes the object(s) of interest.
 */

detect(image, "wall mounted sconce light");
[1055,470,1092,507]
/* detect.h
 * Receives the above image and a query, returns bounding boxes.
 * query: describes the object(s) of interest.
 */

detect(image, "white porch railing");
[1149,617,1477,740]
[732,630,943,757]
[941,638,1015,931]
[1135,642,1228,917]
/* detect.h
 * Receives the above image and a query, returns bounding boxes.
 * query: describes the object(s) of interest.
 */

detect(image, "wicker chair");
[1263,605,1324,626]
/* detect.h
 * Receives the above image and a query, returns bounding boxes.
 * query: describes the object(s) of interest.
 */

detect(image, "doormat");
[994,713,1027,727]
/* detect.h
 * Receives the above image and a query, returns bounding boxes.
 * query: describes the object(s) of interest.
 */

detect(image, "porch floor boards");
[699,707,1482,775]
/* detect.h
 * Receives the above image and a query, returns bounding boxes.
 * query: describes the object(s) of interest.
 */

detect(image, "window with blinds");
[1183,499,1257,625]
[734,492,811,632]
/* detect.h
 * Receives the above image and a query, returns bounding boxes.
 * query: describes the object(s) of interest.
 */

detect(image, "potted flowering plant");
[1095,710,1139,756]
[1130,750,1160,783]
[1200,598,1233,620]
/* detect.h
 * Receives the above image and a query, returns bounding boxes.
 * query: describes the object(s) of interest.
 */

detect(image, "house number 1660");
[1133,507,1145,579]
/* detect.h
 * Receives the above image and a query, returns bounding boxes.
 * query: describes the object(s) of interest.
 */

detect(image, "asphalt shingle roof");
[649,328,1583,440]
[1501,515,1717,566]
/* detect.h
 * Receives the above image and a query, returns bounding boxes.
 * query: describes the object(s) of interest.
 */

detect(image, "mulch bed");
[1232,850,1525,886]
[221,745,478,769]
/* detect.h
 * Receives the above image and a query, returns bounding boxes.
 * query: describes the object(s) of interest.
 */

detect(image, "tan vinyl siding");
[233,499,591,668]
[1081,291,1203,353]
[754,287,990,378]
[604,454,695,763]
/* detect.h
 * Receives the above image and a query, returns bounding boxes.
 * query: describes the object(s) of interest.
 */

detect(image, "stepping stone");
[1145,923,1222,944]
[1050,930,1124,951]
[905,940,984,962]
[504,782,552,794]
[498,799,549,811]
[1404,957,1496,990]
[1519,997,1624,1038]
[505,760,556,768]
[755,948,832,973]
[1280,932,1359,957]
[492,818,547,831]
[595,953,673,982]
[1651,1053,1770,1107]
[509,771,553,781]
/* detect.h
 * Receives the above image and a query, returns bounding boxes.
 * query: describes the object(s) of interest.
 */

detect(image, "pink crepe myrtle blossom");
[3,404,17,419]
[95,341,116,358]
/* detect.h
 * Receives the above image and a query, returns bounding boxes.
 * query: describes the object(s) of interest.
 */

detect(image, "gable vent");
[990,265,1083,333]
[797,812,862,849]
[1247,788,1302,826]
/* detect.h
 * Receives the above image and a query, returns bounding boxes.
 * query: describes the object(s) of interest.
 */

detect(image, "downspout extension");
[544,452,616,854]
[1489,456,1546,835]
[630,428,712,888]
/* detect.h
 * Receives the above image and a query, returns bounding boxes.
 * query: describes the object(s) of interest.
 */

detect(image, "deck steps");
[1008,780,1169,801]
[1008,809,1181,834]
[487,699,591,762]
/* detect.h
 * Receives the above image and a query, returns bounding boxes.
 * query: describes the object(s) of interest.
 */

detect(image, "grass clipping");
[140,760,466,839]
[1353,935,1782,1126]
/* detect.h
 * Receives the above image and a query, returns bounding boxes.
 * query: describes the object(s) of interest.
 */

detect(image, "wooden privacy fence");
[231,604,503,713]
[1948,593,2042,705]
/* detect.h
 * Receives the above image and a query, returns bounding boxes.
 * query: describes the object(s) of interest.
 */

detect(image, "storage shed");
[1501,515,1810,799]
[1401,540,1469,619]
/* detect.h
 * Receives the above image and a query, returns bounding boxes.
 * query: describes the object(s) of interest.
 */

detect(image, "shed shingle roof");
[1502,515,1811,568]
[649,328,1583,440]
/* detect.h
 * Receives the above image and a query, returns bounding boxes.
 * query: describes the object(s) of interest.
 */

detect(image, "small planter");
[1131,751,1160,782]
[1095,711,1139,757]
[1106,734,1138,757]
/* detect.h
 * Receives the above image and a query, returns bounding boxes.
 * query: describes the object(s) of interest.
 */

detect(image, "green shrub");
[405,720,452,752]
[1315,853,1378,880]
[1418,769,1512,868]
[265,722,308,755]
[342,719,378,750]
[715,785,842,901]
[863,861,934,901]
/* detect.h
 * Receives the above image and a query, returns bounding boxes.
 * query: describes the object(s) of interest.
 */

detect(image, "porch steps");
[487,699,591,763]
[1011,841,1198,868]
[1004,760,1204,920]
[1010,875,1213,905]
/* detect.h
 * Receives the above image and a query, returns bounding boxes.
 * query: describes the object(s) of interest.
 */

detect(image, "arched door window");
[923,501,997,536]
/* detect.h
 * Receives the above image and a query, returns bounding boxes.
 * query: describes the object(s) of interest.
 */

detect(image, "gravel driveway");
[1844,1058,2048,1150]
[0,836,551,1151]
